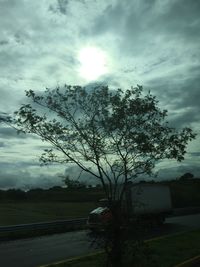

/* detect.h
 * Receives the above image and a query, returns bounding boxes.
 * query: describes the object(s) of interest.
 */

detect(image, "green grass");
[46,253,106,267]
[149,230,200,267]
[0,202,96,226]
[44,230,200,267]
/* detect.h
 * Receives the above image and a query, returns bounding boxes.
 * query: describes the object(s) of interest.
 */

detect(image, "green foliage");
[179,172,194,180]
[122,241,158,267]
[63,175,86,189]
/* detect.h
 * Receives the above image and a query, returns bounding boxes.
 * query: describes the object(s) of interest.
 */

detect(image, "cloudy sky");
[0,0,200,189]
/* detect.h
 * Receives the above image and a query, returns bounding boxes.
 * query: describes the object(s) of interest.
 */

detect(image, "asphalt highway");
[0,213,200,267]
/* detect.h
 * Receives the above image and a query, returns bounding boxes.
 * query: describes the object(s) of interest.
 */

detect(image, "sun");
[78,47,107,81]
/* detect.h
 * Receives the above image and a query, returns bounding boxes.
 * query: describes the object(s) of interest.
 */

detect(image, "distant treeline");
[0,179,200,208]
[0,186,105,203]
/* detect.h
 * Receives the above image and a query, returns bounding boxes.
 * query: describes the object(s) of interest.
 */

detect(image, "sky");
[0,0,200,190]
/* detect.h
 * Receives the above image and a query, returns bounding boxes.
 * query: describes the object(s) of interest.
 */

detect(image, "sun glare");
[78,47,107,81]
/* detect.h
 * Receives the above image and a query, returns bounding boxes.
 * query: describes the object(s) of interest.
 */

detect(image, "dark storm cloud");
[0,161,40,170]
[14,33,25,45]
[175,76,200,110]
[90,2,126,35]
[169,108,199,128]
[149,0,200,38]
[49,0,87,15]
[0,170,64,190]
[0,141,6,148]
[64,165,98,185]
[0,126,29,139]
[0,40,9,46]
[147,69,200,129]
[88,0,154,51]
[0,176,18,189]
[49,0,69,14]
[0,112,12,123]
[158,164,200,180]
[0,161,64,190]
[90,0,200,48]
[88,0,200,77]
[189,152,200,157]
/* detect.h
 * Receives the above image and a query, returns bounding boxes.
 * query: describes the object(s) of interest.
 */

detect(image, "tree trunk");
[105,204,124,267]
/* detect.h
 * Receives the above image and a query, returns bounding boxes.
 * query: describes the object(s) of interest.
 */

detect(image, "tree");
[62,175,86,189]
[180,172,194,180]
[14,85,195,266]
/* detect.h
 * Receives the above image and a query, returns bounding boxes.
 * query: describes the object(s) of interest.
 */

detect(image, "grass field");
[0,202,96,226]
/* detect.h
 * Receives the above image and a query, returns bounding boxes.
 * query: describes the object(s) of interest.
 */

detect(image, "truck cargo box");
[87,183,172,230]
[129,184,172,215]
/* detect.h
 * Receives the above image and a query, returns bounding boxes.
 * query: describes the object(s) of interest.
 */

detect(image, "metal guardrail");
[0,218,87,233]
[0,207,199,234]
[172,207,200,217]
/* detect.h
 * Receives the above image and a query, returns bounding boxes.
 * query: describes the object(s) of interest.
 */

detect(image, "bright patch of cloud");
[78,47,108,81]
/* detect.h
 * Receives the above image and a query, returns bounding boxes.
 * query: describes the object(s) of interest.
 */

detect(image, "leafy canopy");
[15,85,195,199]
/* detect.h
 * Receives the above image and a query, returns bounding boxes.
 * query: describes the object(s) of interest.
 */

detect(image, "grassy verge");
[0,224,87,242]
[149,230,200,267]
[45,252,106,267]
[0,202,96,226]
[41,230,200,267]
[0,202,96,240]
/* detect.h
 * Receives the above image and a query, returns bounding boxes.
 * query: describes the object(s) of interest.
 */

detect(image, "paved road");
[0,213,200,267]
[0,230,94,267]
[166,213,200,230]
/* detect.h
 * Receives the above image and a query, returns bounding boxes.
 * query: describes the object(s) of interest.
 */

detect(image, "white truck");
[87,183,172,229]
